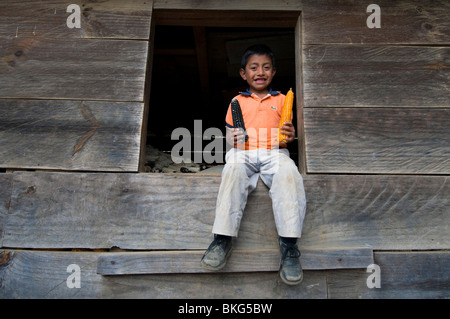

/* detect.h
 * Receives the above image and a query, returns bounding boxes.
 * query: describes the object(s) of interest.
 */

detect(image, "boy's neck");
[249,88,270,99]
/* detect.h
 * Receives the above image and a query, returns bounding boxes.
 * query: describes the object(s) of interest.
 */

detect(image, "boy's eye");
[248,66,271,71]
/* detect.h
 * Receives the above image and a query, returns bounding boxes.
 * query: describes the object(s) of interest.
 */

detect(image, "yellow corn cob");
[278,88,294,147]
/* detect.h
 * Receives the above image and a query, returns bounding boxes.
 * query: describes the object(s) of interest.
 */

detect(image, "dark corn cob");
[231,99,248,142]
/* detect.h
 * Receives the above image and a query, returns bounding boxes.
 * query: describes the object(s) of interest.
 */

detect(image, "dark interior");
[147,25,297,163]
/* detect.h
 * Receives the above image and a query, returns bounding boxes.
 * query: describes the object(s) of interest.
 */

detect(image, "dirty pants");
[212,148,306,238]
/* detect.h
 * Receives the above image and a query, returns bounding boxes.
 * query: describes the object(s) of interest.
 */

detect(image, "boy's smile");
[240,54,276,98]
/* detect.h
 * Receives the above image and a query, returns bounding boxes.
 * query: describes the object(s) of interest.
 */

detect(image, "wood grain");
[0,249,327,298]
[327,251,450,298]
[0,0,152,40]
[0,38,148,101]
[153,0,302,11]
[304,107,450,174]
[97,247,374,275]
[0,174,13,247]
[3,172,448,251]
[302,174,449,250]
[1,249,447,298]
[4,172,222,250]
[303,45,450,107]
[303,0,450,45]
[154,9,299,27]
[0,99,144,171]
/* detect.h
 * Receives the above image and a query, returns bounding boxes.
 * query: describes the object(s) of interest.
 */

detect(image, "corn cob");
[231,99,248,142]
[278,88,294,147]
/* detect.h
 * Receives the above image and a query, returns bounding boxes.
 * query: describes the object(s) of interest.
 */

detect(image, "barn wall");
[0,0,449,299]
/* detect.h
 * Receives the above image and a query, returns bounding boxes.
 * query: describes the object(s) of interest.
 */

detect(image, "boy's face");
[240,54,276,95]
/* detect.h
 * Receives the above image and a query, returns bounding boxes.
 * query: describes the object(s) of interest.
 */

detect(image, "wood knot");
[82,7,93,18]
[0,251,13,268]
[27,185,36,194]
[424,61,450,71]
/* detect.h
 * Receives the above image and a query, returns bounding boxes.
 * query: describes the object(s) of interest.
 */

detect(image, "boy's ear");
[239,68,246,80]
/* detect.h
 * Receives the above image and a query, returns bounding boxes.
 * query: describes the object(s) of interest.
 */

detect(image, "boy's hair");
[240,44,275,69]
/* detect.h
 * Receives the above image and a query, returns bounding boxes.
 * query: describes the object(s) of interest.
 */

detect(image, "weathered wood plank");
[97,247,374,275]
[153,0,302,11]
[4,172,448,251]
[5,172,221,250]
[0,249,327,298]
[0,100,143,172]
[303,45,450,107]
[154,9,299,27]
[327,251,450,299]
[303,0,450,45]
[0,174,13,247]
[0,38,148,101]
[304,108,450,174]
[1,249,447,298]
[303,175,449,250]
[0,0,152,40]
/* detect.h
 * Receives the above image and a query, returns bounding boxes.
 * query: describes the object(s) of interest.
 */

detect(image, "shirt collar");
[239,88,280,96]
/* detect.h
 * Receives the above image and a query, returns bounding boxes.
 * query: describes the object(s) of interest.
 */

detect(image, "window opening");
[145,25,297,174]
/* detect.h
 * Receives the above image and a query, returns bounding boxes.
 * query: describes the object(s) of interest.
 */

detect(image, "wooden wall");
[0,0,449,299]
[301,0,450,174]
[0,0,151,172]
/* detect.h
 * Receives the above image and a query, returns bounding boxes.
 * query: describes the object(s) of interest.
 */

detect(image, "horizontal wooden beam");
[304,107,450,174]
[153,0,302,11]
[303,45,450,108]
[0,38,148,101]
[0,0,152,40]
[1,249,447,298]
[327,251,450,298]
[0,100,144,172]
[0,249,328,298]
[2,172,448,251]
[97,247,374,275]
[303,0,450,45]
[153,9,299,27]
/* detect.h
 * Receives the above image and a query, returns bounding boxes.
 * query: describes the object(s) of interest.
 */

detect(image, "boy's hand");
[280,122,296,144]
[226,127,246,147]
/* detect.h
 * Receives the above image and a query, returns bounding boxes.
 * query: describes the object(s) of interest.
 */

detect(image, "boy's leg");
[260,149,306,285]
[202,149,259,271]
[260,149,306,238]
[211,149,259,237]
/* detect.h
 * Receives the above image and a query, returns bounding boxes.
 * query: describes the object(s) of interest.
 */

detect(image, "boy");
[200,44,306,285]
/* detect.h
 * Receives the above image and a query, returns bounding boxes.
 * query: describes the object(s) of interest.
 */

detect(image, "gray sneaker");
[200,235,232,271]
[278,238,303,285]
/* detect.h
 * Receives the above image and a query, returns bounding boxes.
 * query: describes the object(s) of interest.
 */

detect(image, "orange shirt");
[225,89,286,150]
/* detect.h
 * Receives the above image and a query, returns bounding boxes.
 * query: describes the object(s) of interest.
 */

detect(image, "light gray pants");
[212,148,306,238]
